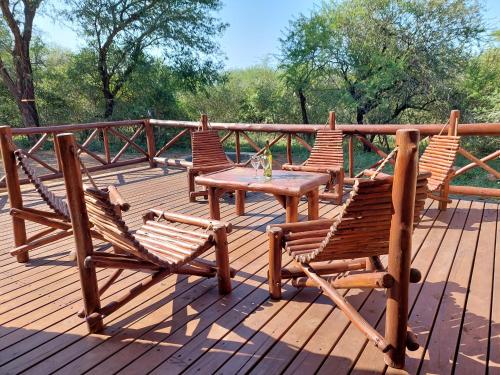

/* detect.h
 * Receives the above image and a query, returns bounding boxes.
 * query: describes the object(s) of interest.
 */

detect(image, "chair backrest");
[14,149,71,220]
[304,129,344,168]
[419,135,460,191]
[291,172,429,263]
[83,186,170,267]
[191,130,232,169]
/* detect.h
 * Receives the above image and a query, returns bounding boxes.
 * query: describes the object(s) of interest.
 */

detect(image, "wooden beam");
[57,132,103,333]
[385,128,420,369]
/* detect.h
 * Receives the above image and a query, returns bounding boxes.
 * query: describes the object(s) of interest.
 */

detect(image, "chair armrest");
[268,218,333,234]
[107,185,130,212]
[143,209,232,233]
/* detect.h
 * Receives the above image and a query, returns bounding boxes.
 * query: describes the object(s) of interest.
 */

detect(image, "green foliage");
[279,0,485,124]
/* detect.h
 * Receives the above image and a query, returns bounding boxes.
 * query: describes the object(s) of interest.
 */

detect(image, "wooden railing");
[1,111,498,198]
[0,119,155,186]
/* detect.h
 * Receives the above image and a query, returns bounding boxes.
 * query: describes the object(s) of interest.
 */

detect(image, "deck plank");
[0,165,497,375]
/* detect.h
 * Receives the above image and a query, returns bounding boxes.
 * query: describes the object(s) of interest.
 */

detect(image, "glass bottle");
[263,141,272,179]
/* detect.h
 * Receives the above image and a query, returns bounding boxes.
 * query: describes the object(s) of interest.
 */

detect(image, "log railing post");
[102,128,111,164]
[439,110,460,210]
[53,134,63,172]
[384,129,419,369]
[235,130,241,164]
[144,119,157,168]
[448,109,460,136]
[329,111,336,130]
[286,133,292,164]
[348,135,354,178]
[57,133,103,333]
[0,126,28,263]
[201,114,208,131]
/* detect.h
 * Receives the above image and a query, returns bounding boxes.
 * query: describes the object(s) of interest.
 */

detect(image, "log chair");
[0,126,129,263]
[282,112,344,204]
[267,129,428,369]
[419,110,461,210]
[57,132,235,333]
[155,114,244,202]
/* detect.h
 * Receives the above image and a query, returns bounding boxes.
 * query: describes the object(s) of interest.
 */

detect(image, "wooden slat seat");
[73,181,235,332]
[15,149,70,220]
[419,135,460,192]
[282,127,345,204]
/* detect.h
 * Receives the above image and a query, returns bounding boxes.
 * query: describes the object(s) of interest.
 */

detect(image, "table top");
[195,167,330,196]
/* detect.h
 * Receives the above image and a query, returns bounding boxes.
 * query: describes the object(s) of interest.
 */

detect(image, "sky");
[36,0,500,70]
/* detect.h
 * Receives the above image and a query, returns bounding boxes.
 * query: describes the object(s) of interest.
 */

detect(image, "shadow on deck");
[0,164,498,374]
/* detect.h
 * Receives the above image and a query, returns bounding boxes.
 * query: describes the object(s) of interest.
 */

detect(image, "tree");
[66,0,226,119]
[279,0,485,125]
[0,0,43,127]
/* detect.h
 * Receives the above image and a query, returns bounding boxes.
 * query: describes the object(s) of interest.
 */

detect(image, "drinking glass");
[250,155,261,178]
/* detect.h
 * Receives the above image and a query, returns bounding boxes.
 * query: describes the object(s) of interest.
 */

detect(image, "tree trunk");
[103,93,115,119]
[297,89,309,124]
[357,108,371,152]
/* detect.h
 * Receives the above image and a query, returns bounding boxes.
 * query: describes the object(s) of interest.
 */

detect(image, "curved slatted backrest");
[83,186,172,268]
[304,129,344,168]
[191,130,232,169]
[290,172,429,263]
[14,150,70,220]
[419,135,460,191]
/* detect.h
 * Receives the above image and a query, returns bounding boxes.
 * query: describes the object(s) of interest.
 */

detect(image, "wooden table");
[195,167,330,223]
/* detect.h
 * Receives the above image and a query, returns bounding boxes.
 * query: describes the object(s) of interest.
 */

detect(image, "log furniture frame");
[195,167,329,223]
[267,129,427,369]
[419,110,461,210]
[282,112,345,204]
[57,132,235,333]
[0,126,129,263]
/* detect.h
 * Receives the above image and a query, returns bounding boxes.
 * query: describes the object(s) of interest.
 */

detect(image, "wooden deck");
[0,164,498,375]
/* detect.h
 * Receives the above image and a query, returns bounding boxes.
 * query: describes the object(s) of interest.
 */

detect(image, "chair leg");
[188,168,196,202]
[336,168,344,205]
[438,178,450,211]
[213,226,232,294]
[268,227,283,299]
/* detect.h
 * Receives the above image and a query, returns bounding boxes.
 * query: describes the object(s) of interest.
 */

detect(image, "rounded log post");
[208,187,221,220]
[329,111,336,130]
[144,119,157,168]
[213,225,232,294]
[53,134,63,172]
[188,169,196,202]
[384,129,419,369]
[307,188,319,220]
[286,134,293,164]
[235,131,241,164]
[0,126,28,263]
[201,114,209,131]
[268,226,283,299]
[348,135,354,178]
[235,190,245,216]
[448,109,460,137]
[102,128,111,163]
[57,133,103,333]
[286,196,299,223]
[438,110,460,211]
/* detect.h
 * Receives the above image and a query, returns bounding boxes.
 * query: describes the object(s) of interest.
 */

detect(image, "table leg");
[208,187,221,220]
[235,190,245,216]
[285,196,299,223]
[307,188,319,220]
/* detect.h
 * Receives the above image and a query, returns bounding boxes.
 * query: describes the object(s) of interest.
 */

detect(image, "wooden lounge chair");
[0,128,128,263]
[419,135,460,210]
[267,129,427,368]
[282,112,344,204]
[56,132,235,333]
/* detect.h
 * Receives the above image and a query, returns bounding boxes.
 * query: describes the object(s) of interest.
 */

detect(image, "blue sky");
[36,0,500,70]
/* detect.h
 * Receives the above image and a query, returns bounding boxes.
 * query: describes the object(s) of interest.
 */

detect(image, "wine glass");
[260,155,270,176]
[250,154,261,178]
